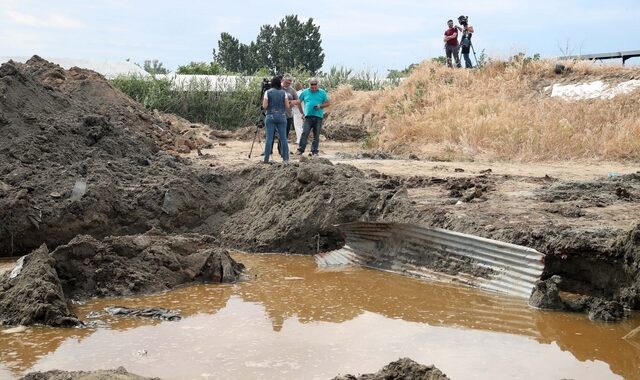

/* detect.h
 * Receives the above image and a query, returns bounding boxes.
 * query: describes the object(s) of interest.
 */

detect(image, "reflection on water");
[0,253,638,380]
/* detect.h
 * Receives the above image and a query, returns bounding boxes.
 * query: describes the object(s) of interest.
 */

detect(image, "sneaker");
[310,152,319,156]
[295,151,303,156]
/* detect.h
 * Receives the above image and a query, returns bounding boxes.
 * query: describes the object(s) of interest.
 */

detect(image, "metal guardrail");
[558,50,640,65]
[315,222,545,299]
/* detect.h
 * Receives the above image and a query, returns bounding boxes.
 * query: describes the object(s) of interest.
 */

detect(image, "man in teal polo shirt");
[295,77,329,156]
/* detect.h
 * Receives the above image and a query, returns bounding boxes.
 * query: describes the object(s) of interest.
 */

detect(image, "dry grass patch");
[368,60,640,161]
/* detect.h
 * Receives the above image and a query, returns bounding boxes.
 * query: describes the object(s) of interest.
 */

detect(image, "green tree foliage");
[387,63,418,79]
[143,59,169,74]
[214,32,245,73]
[214,15,324,75]
[177,61,226,75]
[431,56,447,66]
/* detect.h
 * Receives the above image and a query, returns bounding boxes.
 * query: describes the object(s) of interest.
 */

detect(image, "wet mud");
[0,232,243,326]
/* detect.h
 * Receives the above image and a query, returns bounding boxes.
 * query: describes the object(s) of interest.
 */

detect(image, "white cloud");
[5,10,85,29]
[319,11,426,38]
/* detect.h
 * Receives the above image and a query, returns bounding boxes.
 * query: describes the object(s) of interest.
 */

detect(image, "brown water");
[1,253,639,380]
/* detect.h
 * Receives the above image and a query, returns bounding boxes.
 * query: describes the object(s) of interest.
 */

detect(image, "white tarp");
[548,80,640,100]
[0,56,149,79]
[154,74,255,91]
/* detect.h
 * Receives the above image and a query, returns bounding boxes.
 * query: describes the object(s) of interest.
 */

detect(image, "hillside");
[324,59,640,161]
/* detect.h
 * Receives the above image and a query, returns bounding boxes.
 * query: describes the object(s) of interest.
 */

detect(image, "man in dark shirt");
[444,19,461,68]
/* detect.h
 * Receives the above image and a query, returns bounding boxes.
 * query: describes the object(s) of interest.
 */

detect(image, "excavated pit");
[0,56,639,325]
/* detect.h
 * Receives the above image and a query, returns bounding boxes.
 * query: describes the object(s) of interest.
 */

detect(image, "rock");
[331,358,450,380]
[588,298,625,322]
[0,245,81,327]
[19,366,160,380]
[529,276,564,310]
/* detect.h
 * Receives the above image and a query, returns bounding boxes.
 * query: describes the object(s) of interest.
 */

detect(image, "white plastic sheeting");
[548,80,640,100]
[154,74,254,91]
[0,56,149,79]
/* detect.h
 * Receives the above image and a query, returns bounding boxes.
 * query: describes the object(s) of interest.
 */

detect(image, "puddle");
[1,253,638,380]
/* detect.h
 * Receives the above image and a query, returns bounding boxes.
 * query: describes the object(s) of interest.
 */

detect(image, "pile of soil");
[332,358,450,380]
[19,367,159,380]
[0,57,399,259]
[0,232,243,326]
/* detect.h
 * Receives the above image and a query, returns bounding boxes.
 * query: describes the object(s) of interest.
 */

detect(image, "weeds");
[355,59,640,161]
[112,75,262,130]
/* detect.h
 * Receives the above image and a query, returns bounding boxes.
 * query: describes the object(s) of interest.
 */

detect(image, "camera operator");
[456,15,474,69]
[443,19,461,68]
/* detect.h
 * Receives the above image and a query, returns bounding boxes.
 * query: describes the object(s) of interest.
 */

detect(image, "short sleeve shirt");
[282,86,298,118]
[299,88,328,118]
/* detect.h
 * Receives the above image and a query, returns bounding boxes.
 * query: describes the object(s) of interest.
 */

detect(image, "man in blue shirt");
[295,77,329,156]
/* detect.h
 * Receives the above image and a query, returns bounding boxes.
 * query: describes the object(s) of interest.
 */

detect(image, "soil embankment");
[0,57,400,260]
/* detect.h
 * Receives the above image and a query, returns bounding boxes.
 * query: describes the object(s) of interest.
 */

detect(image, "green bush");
[111,75,263,130]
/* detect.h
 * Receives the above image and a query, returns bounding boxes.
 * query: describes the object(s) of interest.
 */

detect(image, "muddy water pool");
[1,253,639,380]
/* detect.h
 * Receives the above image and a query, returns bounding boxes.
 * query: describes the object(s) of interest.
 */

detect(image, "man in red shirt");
[443,19,461,68]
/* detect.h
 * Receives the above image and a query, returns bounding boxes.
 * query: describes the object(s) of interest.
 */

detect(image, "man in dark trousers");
[444,19,461,68]
[456,15,475,68]
[295,78,329,156]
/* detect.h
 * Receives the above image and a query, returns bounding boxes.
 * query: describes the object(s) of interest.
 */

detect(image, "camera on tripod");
[254,78,271,129]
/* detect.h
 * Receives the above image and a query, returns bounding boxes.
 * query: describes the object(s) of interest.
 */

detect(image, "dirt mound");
[0,58,401,258]
[0,56,194,256]
[0,232,243,326]
[332,358,450,380]
[0,245,80,327]
[195,157,405,253]
[51,232,244,300]
[321,87,384,142]
[20,367,159,380]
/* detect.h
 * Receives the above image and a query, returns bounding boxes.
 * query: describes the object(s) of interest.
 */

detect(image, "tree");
[214,32,244,73]
[143,59,169,74]
[213,15,324,75]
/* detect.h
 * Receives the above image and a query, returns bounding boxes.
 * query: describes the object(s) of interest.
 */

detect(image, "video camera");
[260,78,271,97]
[255,78,271,129]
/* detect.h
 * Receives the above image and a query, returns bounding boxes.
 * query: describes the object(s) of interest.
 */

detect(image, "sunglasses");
[310,83,318,86]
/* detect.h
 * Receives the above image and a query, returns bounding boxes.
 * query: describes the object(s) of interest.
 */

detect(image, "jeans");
[264,113,288,162]
[462,51,473,68]
[298,116,323,154]
[270,117,295,157]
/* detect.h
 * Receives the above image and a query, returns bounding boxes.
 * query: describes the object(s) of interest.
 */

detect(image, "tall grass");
[321,66,399,91]
[111,66,399,130]
[362,59,640,161]
[111,75,262,130]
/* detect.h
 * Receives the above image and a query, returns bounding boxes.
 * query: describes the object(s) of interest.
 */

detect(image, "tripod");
[470,42,479,66]
[248,112,265,159]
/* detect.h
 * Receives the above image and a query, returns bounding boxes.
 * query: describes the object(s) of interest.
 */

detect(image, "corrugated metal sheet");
[315,222,545,299]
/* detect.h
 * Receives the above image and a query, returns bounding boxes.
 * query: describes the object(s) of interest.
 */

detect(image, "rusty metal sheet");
[315,222,545,299]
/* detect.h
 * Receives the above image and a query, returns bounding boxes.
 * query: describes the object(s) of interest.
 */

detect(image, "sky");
[1,0,639,75]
